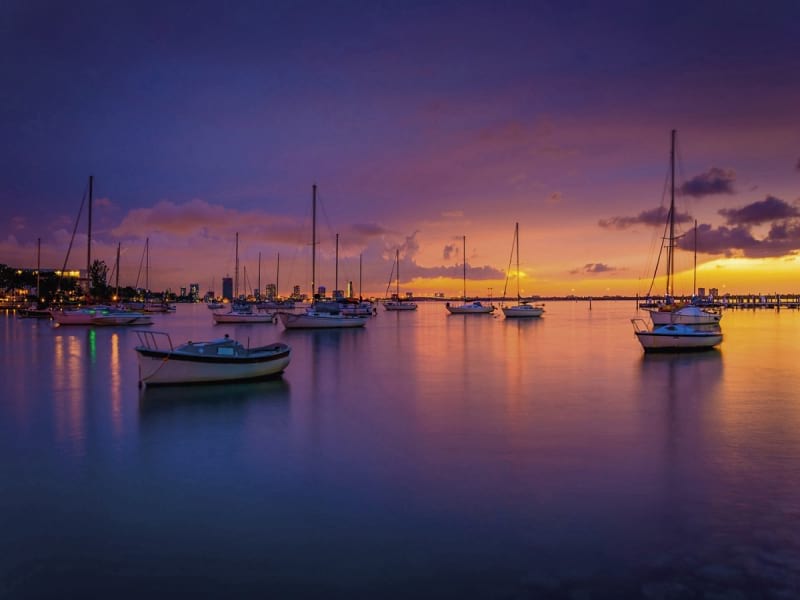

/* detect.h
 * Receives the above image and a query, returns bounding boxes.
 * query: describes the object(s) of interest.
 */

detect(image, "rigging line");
[134,239,147,289]
[384,257,396,299]
[501,226,515,301]
[643,150,673,293]
[58,181,89,290]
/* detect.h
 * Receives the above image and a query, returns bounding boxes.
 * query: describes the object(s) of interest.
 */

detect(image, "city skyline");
[2,1,799,296]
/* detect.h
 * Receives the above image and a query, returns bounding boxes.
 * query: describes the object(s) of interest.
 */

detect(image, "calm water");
[1,302,799,598]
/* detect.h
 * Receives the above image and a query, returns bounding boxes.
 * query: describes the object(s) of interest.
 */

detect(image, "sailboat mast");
[115,242,120,299]
[312,184,317,300]
[666,129,676,298]
[36,237,41,300]
[258,251,261,298]
[462,235,466,302]
[335,233,339,294]
[87,175,93,287]
[234,232,239,298]
[693,219,698,296]
[276,252,280,299]
[359,253,363,299]
[145,237,149,295]
[515,222,521,302]
[396,248,400,298]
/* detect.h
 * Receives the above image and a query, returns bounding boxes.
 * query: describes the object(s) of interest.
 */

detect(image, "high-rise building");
[346,281,353,298]
[222,277,233,301]
[266,283,277,299]
[179,287,187,297]
[189,283,199,301]
[291,285,301,300]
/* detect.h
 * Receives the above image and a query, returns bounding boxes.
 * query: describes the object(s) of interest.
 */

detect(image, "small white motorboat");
[134,331,291,386]
[446,300,495,314]
[631,318,722,352]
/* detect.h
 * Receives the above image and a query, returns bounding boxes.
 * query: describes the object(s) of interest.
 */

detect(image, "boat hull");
[648,307,722,325]
[92,314,153,326]
[278,311,368,329]
[631,319,722,351]
[384,302,417,311]
[213,312,275,323]
[446,303,495,314]
[502,305,543,318]
[136,347,290,386]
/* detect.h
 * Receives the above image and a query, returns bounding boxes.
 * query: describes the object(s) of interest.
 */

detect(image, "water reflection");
[139,378,291,420]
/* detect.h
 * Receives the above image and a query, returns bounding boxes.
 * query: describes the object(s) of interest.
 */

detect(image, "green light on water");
[89,329,96,363]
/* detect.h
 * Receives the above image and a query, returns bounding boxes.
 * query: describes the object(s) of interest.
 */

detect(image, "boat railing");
[135,330,174,351]
[630,318,650,333]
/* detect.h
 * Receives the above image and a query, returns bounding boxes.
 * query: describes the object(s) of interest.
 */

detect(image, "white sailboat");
[501,222,543,319]
[384,248,417,311]
[213,233,275,323]
[633,130,722,352]
[645,130,722,327]
[278,184,368,329]
[445,236,495,314]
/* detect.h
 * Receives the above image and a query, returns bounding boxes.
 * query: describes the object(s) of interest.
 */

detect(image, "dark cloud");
[718,196,799,225]
[678,167,736,197]
[569,263,618,274]
[402,261,505,281]
[443,243,459,260]
[676,221,800,258]
[598,206,692,229]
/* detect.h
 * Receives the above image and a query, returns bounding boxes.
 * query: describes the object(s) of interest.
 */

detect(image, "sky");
[1,0,799,297]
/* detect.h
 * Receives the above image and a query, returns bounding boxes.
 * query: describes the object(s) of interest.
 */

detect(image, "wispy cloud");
[679,167,736,197]
[718,196,799,225]
[443,243,459,261]
[598,206,692,230]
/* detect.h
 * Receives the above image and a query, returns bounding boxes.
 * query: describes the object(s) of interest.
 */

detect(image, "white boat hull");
[137,352,290,386]
[648,306,722,325]
[213,312,275,323]
[278,311,368,329]
[384,302,417,311]
[446,302,495,314]
[92,314,153,326]
[631,319,722,351]
[502,305,543,318]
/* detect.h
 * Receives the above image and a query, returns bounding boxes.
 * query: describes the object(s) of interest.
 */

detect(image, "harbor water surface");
[1,302,799,598]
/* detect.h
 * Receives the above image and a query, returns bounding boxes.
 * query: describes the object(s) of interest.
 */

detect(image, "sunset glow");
[1,2,798,297]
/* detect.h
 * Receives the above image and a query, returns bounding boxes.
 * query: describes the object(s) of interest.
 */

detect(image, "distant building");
[434,292,445,298]
[222,277,233,301]
[266,283,277,299]
[291,285,301,300]
[317,285,326,298]
[709,288,719,298]
[698,287,706,297]
[189,283,199,301]
[179,287,187,297]
[346,281,353,298]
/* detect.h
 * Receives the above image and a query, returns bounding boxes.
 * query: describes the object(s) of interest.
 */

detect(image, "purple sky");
[2,1,799,295]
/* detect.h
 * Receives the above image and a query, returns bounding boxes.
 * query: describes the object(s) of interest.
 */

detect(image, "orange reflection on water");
[110,333,122,437]
[51,333,87,456]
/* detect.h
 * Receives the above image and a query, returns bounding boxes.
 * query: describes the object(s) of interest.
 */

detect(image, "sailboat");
[277,185,368,329]
[501,223,543,318]
[445,236,495,314]
[644,130,722,327]
[18,238,52,318]
[632,130,722,352]
[214,233,276,323]
[384,248,417,311]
